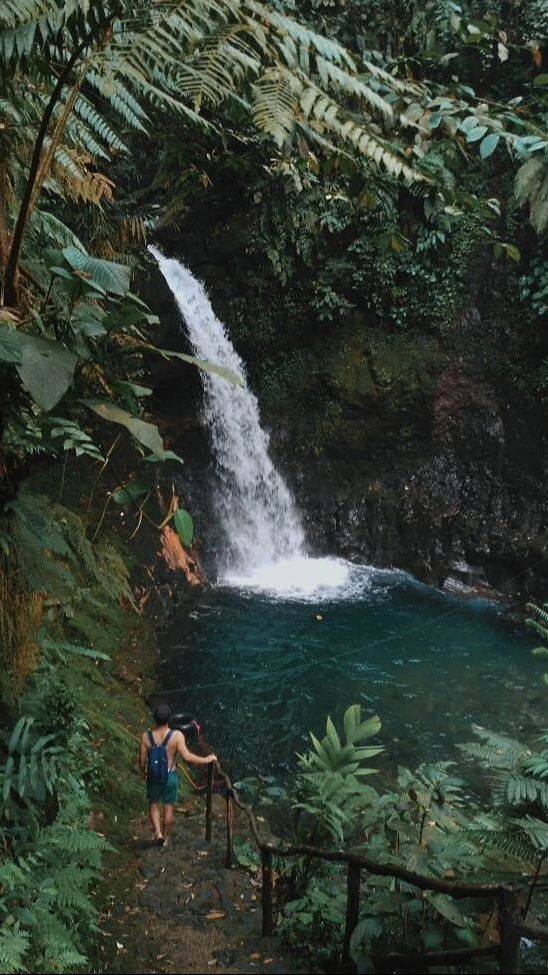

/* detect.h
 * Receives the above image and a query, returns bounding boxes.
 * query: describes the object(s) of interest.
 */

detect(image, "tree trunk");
[2,42,87,306]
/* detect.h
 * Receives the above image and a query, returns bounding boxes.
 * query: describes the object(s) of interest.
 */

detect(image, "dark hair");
[153,702,172,725]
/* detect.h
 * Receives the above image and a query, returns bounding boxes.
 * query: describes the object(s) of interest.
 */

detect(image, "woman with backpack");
[139,702,217,847]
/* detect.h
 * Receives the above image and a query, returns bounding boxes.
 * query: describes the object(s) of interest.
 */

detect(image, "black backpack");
[146,729,174,783]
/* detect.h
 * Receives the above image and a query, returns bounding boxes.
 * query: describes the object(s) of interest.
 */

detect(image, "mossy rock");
[366,330,441,410]
[330,321,377,404]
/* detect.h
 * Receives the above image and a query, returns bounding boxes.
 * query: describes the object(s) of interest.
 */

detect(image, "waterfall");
[150,247,306,575]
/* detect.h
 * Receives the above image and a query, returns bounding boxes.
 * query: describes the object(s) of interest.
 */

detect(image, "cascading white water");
[150,247,307,575]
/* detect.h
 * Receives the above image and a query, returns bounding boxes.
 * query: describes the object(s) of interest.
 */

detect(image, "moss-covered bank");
[0,460,164,974]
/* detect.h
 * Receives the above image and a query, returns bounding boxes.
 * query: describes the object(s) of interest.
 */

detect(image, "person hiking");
[139,702,217,847]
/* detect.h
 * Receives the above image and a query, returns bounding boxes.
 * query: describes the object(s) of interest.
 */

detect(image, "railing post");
[341,861,361,972]
[225,788,234,867]
[261,849,274,937]
[499,889,520,975]
[205,761,214,841]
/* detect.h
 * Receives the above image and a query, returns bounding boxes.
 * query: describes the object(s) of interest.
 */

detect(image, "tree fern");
[2,0,437,304]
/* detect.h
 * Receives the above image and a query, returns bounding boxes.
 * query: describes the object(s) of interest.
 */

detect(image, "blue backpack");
[147,729,174,783]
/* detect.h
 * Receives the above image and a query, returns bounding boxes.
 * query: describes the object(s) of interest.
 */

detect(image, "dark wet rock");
[138,886,168,913]
[145,352,548,605]
[140,861,159,879]
[190,882,222,913]
[213,948,238,967]
[216,874,240,915]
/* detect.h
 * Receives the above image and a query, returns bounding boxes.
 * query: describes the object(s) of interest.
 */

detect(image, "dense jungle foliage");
[271,705,548,969]
[0,0,547,971]
[147,0,548,458]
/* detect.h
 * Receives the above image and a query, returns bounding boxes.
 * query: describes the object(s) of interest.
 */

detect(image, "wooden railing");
[204,761,548,974]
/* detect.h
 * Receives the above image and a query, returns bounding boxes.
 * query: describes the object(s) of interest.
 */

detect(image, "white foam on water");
[221,556,378,602]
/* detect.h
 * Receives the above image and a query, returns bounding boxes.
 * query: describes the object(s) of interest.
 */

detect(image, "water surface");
[156,563,544,778]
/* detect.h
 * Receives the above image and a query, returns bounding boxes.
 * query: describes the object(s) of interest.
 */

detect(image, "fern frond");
[512,814,548,852]
[253,67,301,144]
[523,753,548,779]
[458,727,530,771]
[86,70,150,133]
[177,22,261,109]
[52,144,88,183]
[314,57,394,119]
[27,208,87,250]
[464,815,537,863]
[72,95,129,154]
[526,602,548,626]
[248,0,356,71]
[0,920,30,974]
[506,773,548,807]
[526,619,548,643]
[515,155,548,234]
[296,79,419,180]
[65,118,111,161]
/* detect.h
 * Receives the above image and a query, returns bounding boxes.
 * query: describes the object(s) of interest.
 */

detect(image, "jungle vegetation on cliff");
[0,0,547,971]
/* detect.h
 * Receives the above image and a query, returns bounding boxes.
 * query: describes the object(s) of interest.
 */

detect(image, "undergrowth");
[0,480,151,974]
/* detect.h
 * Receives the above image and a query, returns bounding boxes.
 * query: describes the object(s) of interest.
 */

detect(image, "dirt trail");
[94,793,305,975]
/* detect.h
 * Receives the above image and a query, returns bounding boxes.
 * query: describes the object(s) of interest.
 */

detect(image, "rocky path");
[94,793,303,975]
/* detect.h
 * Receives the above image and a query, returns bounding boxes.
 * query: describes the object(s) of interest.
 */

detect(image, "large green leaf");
[17,334,77,411]
[466,125,488,143]
[111,480,150,505]
[173,508,194,546]
[144,449,184,465]
[326,715,342,752]
[83,400,164,453]
[83,400,182,463]
[41,638,110,662]
[149,346,243,387]
[102,302,158,331]
[62,246,131,296]
[426,892,467,927]
[72,307,107,338]
[0,324,22,363]
[479,133,500,159]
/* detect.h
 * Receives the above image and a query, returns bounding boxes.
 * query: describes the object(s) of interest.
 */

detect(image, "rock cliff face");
[291,358,548,600]
[151,324,548,602]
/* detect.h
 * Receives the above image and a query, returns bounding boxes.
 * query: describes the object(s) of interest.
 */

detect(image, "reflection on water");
[156,568,544,780]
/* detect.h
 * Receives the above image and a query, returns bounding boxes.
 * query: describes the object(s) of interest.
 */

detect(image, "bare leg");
[149,802,163,840]
[163,803,174,839]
